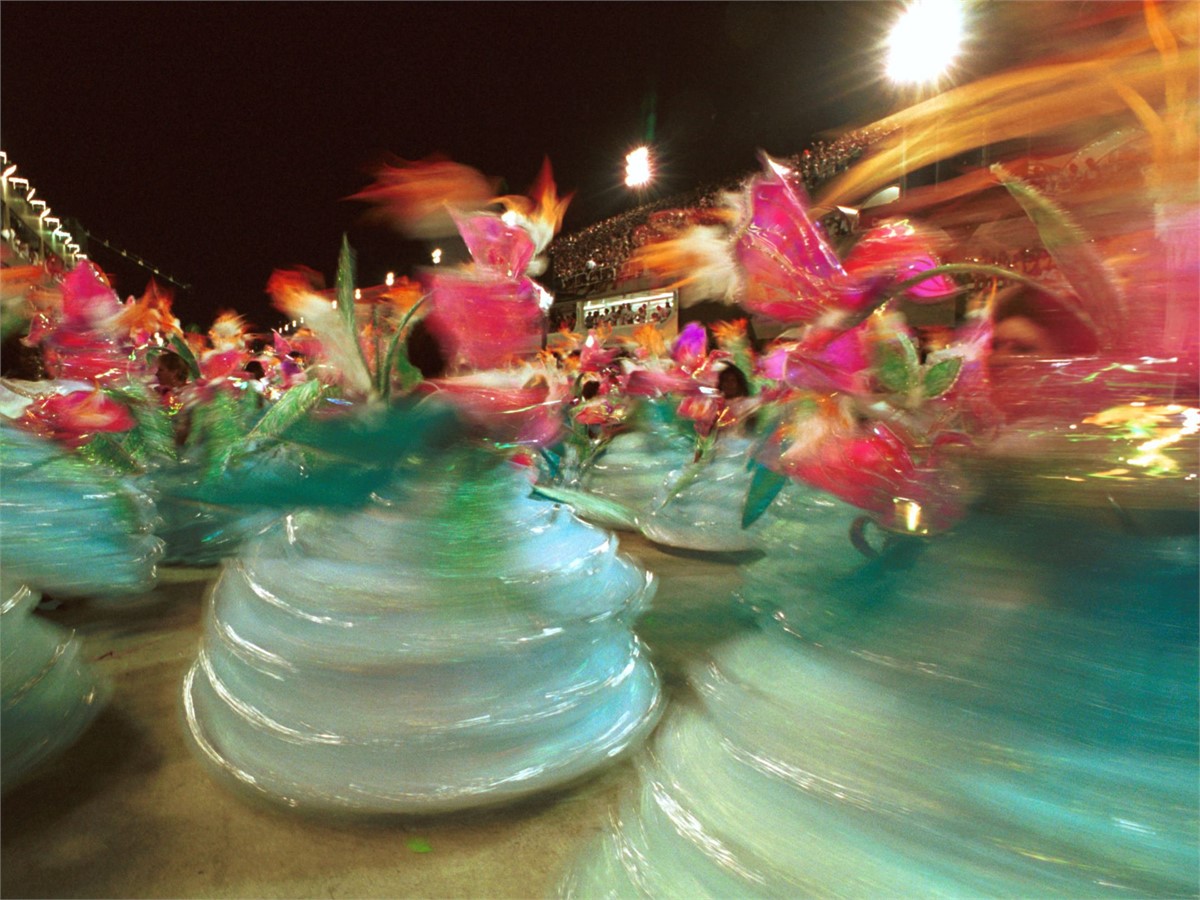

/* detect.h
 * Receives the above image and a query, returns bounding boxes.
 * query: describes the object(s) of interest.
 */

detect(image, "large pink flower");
[841,220,957,303]
[199,348,249,382]
[777,416,963,535]
[17,389,136,448]
[735,165,848,324]
[422,271,545,371]
[38,264,132,384]
[579,332,620,373]
[735,159,955,327]
[421,192,566,372]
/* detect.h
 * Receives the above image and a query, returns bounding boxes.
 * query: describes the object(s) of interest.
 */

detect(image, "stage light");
[385,271,395,286]
[625,146,652,188]
[431,247,443,265]
[885,0,965,85]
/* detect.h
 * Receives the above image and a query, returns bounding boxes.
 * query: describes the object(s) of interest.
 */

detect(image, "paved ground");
[1,534,747,899]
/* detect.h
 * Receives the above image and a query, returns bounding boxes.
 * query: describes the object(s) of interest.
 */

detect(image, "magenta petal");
[777,322,873,395]
[743,163,841,279]
[900,254,958,299]
[810,321,872,374]
[734,163,860,325]
[671,321,708,370]
[453,212,536,277]
[760,346,791,381]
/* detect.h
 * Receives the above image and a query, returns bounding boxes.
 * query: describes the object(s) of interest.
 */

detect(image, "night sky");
[4,2,928,330]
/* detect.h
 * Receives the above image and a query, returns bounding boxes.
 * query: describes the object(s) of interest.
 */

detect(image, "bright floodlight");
[625,146,652,187]
[885,0,966,85]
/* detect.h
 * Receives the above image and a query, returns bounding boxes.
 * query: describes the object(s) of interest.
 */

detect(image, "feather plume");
[629,224,741,303]
[267,268,373,397]
[493,158,574,261]
[352,155,501,239]
[117,279,182,344]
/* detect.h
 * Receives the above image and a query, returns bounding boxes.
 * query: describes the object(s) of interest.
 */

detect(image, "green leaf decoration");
[575,431,613,474]
[76,432,140,474]
[336,235,357,332]
[1,307,27,343]
[742,463,789,528]
[247,378,326,442]
[886,262,1045,300]
[874,334,919,394]
[371,303,383,395]
[406,837,432,854]
[532,483,640,531]
[335,235,373,381]
[692,432,717,469]
[657,456,709,510]
[186,391,247,482]
[281,397,461,465]
[168,400,464,511]
[539,445,563,481]
[110,428,153,470]
[922,356,962,399]
[104,384,178,463]
[747,398,787,443]
[379,296,428,398]
[168,334,202,379]
[630,398,697,448]
[992,164,1120,346]
[192,443,393,510]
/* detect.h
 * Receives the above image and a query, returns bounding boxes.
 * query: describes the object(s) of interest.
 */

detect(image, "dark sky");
[3,2,903,330]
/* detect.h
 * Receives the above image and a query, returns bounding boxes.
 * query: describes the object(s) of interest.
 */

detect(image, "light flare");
[885,0,966,86]
[625,146,652,188]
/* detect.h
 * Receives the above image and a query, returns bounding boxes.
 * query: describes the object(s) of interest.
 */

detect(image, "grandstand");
[545,129,877,342]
